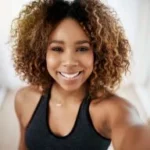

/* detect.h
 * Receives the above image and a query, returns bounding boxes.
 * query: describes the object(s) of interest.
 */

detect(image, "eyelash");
[78,47,89,52]
[51,47,89,52]
[51,47,62,52]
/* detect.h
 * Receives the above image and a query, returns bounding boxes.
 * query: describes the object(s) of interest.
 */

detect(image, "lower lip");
[58,72,82,81]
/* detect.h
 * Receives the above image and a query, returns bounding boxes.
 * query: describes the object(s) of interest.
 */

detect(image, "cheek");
[46,54,58,71]
[84,52,94,70]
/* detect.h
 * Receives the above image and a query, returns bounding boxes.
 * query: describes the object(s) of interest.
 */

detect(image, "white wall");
[107,0,150,86]
[0,0,30,89]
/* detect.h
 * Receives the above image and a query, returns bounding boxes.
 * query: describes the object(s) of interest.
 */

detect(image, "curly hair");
[10,0,131,99]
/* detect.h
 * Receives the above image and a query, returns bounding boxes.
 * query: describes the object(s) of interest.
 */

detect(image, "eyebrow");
[49,40,91,45]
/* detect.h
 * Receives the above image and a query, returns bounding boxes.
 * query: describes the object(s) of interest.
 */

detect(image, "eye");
[77,47,89,52]
[51,47,63,52]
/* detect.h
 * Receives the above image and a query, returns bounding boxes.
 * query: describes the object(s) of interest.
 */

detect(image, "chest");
[49,100,107,138]
[25,97,111,150]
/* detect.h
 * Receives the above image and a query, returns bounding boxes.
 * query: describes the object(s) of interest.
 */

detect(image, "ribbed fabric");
[25,90,111,150]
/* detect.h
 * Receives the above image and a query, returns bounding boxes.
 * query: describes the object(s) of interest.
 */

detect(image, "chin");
[60,84,83,92]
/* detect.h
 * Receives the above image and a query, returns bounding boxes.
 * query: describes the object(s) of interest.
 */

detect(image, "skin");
[46,18,94,104]
[15,18,150,150]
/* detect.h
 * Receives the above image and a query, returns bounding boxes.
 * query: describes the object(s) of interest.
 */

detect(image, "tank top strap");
[82,92,91,108]
[72,92,91,129]
[25,90,49,131]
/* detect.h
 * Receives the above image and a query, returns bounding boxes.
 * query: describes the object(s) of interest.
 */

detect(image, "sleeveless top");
[25,90,111,150]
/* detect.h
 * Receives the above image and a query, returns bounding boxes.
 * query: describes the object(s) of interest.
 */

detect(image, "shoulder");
[91,93,142,138]
[102,94,142,128]
[15,85,43,128]
[15,85,43,104]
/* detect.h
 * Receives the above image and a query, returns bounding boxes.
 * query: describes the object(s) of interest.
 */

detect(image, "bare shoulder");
[106,94,144,135]
[102,94,137,114]
[90,93,142,139]
[103,94,140,123]
[15,85,43,128]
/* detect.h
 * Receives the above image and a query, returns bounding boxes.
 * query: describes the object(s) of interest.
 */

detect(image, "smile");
[59,71,81,79]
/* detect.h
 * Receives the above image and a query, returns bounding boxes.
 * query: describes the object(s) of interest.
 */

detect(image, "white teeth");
[60,72,80,78]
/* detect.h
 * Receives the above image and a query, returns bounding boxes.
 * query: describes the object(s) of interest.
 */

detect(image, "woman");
[10,0,150,149]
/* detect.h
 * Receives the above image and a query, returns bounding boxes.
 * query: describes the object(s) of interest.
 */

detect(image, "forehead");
[49,18,90,42]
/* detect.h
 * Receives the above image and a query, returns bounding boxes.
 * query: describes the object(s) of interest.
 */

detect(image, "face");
[46,18,94,92]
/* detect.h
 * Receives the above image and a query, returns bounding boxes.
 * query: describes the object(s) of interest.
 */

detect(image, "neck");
[50,82,87,105]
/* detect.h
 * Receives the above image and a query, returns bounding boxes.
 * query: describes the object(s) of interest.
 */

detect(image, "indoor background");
[0,0,150,150]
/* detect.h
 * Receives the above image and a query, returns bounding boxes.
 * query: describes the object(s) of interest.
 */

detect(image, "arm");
[118,125,150,150]
[14,89,28,150]
[107,97,150,150]
[14,85,42,150]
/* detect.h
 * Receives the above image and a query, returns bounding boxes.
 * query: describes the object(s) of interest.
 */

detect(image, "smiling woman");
[46,18,94,92]
[10,0,150,150]
[11,0,130,98]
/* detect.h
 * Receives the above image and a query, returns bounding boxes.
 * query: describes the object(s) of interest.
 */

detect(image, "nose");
[62,51,79,67]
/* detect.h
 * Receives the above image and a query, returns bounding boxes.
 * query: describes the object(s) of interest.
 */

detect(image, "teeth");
[60,72,80,78]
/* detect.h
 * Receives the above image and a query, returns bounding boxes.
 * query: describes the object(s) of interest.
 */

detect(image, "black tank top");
[25,90,111,150]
